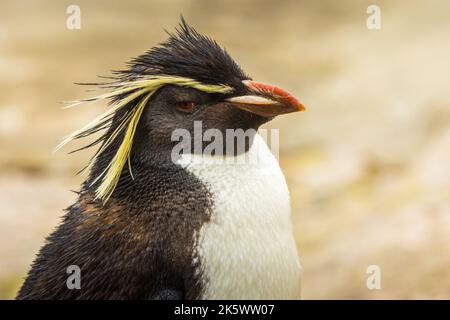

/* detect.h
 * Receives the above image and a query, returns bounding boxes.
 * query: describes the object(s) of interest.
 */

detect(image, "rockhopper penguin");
[17,19,305,300]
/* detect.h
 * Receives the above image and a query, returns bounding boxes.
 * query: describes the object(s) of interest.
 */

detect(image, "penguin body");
[18,135,301,299]
[17,19,305,300]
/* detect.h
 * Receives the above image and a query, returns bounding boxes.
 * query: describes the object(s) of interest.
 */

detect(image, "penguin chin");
[167,126,260,160]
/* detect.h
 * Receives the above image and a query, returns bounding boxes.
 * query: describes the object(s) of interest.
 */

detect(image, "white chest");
[177,134,302,299]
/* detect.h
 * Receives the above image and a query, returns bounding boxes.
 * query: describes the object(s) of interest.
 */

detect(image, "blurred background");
[1,0,449,299]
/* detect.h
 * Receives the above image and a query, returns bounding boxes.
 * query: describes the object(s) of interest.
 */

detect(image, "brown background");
[0,0,449,299]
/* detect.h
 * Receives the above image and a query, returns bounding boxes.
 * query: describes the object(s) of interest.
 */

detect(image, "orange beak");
[226,80,305,117]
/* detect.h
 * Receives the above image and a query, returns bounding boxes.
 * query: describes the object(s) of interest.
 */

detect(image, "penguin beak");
[225,80,306,117]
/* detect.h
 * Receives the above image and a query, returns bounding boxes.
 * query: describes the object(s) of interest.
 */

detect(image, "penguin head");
[129,18,305,155]
[59,18,305,202]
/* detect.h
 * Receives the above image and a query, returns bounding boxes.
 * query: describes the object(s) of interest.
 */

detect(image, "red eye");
[177,101,195,112]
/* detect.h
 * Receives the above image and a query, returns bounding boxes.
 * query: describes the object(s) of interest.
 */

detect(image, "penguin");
[17,19,305,300]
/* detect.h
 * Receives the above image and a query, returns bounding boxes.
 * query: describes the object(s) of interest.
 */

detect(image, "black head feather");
[124,17,249,88]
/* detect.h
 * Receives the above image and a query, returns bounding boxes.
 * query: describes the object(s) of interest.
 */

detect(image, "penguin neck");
[83,124,268,203]
[86,126,263,186]
[175,132,271,167]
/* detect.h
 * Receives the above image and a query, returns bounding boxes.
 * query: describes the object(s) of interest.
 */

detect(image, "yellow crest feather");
[58,75,233,203]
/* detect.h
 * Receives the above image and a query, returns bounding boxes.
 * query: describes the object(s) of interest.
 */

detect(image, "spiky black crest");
[126,17,249,87]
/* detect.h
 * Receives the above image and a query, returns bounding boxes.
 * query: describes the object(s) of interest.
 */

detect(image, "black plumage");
[18,160,212,299]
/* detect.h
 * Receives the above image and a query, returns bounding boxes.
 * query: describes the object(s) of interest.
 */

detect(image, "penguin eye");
[176,101,196,112]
